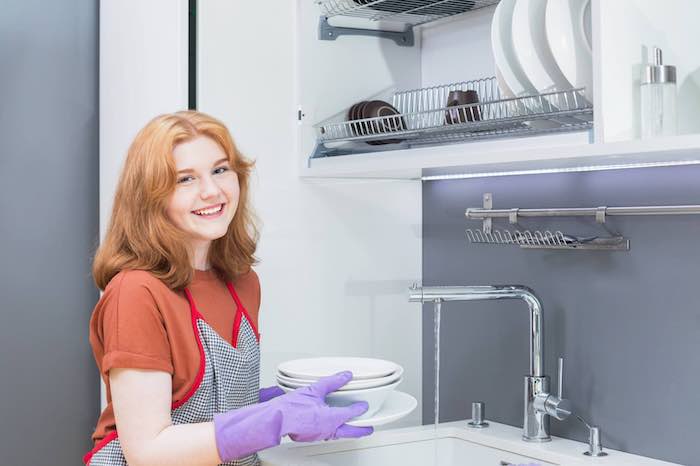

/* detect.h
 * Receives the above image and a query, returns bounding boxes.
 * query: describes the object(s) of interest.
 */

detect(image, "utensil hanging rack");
[318,0,501,46]
[465,193,700,251]
[311,76,592,160]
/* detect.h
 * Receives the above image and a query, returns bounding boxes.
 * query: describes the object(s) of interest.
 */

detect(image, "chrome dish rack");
[319,0,501,27]
[311,77,593,159]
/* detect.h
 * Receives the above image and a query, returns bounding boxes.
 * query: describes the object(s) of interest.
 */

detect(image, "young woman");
[84,111,373,466]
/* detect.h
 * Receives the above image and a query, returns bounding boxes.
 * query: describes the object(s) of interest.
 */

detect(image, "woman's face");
[166,135,239,246]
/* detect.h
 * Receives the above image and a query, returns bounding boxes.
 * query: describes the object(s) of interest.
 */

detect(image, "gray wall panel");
[0,1,99,464]
[423,164,700,465]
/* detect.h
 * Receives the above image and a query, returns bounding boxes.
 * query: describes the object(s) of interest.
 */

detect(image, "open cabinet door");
[99,0,189,410]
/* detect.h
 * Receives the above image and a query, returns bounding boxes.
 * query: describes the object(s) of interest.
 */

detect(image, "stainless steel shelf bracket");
[595,206,607,224]
[318,16,414,46]
[483,193,493,234]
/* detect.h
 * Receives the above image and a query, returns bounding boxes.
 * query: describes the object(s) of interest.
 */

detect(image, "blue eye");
[177,176,193,184]
[214,166,229,174]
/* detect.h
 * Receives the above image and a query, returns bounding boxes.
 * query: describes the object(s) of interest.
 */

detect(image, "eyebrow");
[177,157,230,174]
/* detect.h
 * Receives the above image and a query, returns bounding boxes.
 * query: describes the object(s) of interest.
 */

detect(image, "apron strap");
[226,281,261,343]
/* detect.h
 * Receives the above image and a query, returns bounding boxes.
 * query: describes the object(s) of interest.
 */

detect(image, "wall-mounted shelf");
[318,0,500,45]
[301,133,700,180]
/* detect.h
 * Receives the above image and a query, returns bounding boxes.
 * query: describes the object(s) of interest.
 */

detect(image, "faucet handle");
[542,357,572,421]
[557,357,564,399]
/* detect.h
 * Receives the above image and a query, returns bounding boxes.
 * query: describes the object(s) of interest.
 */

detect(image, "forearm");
[129,421,221,466]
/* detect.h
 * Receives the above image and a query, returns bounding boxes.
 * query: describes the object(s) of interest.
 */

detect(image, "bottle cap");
[642,47,677,84]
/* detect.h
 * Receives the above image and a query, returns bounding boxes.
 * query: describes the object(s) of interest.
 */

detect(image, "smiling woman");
[85,111,372,466]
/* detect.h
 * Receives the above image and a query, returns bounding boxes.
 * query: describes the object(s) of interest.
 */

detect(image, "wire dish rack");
[465,229,630,251]
[312,77,593,158]
[319,0,501,26]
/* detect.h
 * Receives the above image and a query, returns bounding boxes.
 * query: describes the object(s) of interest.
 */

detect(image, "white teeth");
[194,204,223,215]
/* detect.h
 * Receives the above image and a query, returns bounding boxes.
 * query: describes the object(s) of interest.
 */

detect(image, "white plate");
[278,379,402,419]
[346,390,417,427]
[512,0,573,94]
[545,0,593,102]
[277,366,404,391]
[278,357,399,381]
[491,0,537,98]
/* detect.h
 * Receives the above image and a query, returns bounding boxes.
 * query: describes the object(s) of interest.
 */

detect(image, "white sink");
[260,419,680,466]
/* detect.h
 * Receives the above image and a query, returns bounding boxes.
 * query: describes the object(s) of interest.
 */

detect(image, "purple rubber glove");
[213,371,373,462]
[259,385,285,403]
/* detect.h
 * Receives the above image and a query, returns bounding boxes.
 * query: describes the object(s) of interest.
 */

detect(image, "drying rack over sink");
[464,193,700,251]
[318,0,501,45]
[310,77,593,160]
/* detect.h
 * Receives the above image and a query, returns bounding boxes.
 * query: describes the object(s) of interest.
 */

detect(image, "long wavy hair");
[92,110,259,291]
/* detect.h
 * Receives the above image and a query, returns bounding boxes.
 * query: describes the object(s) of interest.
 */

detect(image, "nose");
[199,173,222,200]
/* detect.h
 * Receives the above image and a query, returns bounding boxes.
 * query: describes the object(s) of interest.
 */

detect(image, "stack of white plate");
[491,0,593,104]
[276,357,415,426]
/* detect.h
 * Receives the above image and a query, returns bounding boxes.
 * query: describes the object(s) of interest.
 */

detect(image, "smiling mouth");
[192,203,225,216]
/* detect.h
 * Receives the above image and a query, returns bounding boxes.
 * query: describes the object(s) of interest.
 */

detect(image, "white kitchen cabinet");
[297,0,700,179]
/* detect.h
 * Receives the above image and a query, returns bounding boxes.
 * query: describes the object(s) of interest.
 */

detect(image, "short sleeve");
[94,272,174,377]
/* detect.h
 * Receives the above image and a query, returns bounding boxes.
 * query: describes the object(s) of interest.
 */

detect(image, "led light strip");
[421,159,700,181]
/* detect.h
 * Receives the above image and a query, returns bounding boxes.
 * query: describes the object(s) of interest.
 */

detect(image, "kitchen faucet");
[408,284,571,442]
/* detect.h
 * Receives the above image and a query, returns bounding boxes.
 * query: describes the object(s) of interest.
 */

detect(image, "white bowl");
[278,378,402,420]
[276,365,404,391]
[277,357,399,381]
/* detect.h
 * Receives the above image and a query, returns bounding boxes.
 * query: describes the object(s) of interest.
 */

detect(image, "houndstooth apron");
[84,281,261,466]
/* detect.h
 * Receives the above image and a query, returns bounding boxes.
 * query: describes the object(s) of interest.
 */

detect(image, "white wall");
[596,0,700,142]
[198,0,423,428]
[99,0,189,409]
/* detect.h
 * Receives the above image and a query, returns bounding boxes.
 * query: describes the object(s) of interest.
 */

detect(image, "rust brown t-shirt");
[88,268,261,445]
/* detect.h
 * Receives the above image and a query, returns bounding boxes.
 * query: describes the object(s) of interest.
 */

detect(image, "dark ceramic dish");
[444,89,481,125]
[346,99,406,145]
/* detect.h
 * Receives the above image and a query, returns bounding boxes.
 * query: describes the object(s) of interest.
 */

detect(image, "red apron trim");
[231,302,243,349]
[173,287,208,410]
[226,281,261,343]
[83,430,119,465]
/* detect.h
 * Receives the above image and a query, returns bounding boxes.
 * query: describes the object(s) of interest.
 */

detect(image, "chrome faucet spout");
[409,285,543,377]
[409,283,568,442]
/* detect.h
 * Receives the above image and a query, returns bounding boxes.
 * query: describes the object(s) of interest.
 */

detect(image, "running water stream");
[433,299,442,428]
[433,299,442,466]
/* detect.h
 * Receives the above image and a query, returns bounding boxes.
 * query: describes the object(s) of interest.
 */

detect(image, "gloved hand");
[259,385,285,403]
[214,371,373,462]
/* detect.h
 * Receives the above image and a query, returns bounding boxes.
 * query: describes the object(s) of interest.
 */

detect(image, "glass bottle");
[640,47,677,138]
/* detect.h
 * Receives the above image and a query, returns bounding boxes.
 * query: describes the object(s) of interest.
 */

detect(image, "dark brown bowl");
[361,100,406,145]
[445,89,481,125]
[347,101,368,136]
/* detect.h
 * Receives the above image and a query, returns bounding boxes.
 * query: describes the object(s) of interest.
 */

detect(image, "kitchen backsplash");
[422,164,700,466]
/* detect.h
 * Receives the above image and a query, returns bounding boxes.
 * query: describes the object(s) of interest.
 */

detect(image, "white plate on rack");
[491,0,537,99]
[278,357,399,381]
[545,0,593,103]
[345,390,417,427]
[512,0,572,95]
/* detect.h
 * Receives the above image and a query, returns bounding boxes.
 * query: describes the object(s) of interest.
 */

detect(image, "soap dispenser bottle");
[640,46,677,138]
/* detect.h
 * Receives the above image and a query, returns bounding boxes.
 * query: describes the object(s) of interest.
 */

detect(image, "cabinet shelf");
[302,133,700,180]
